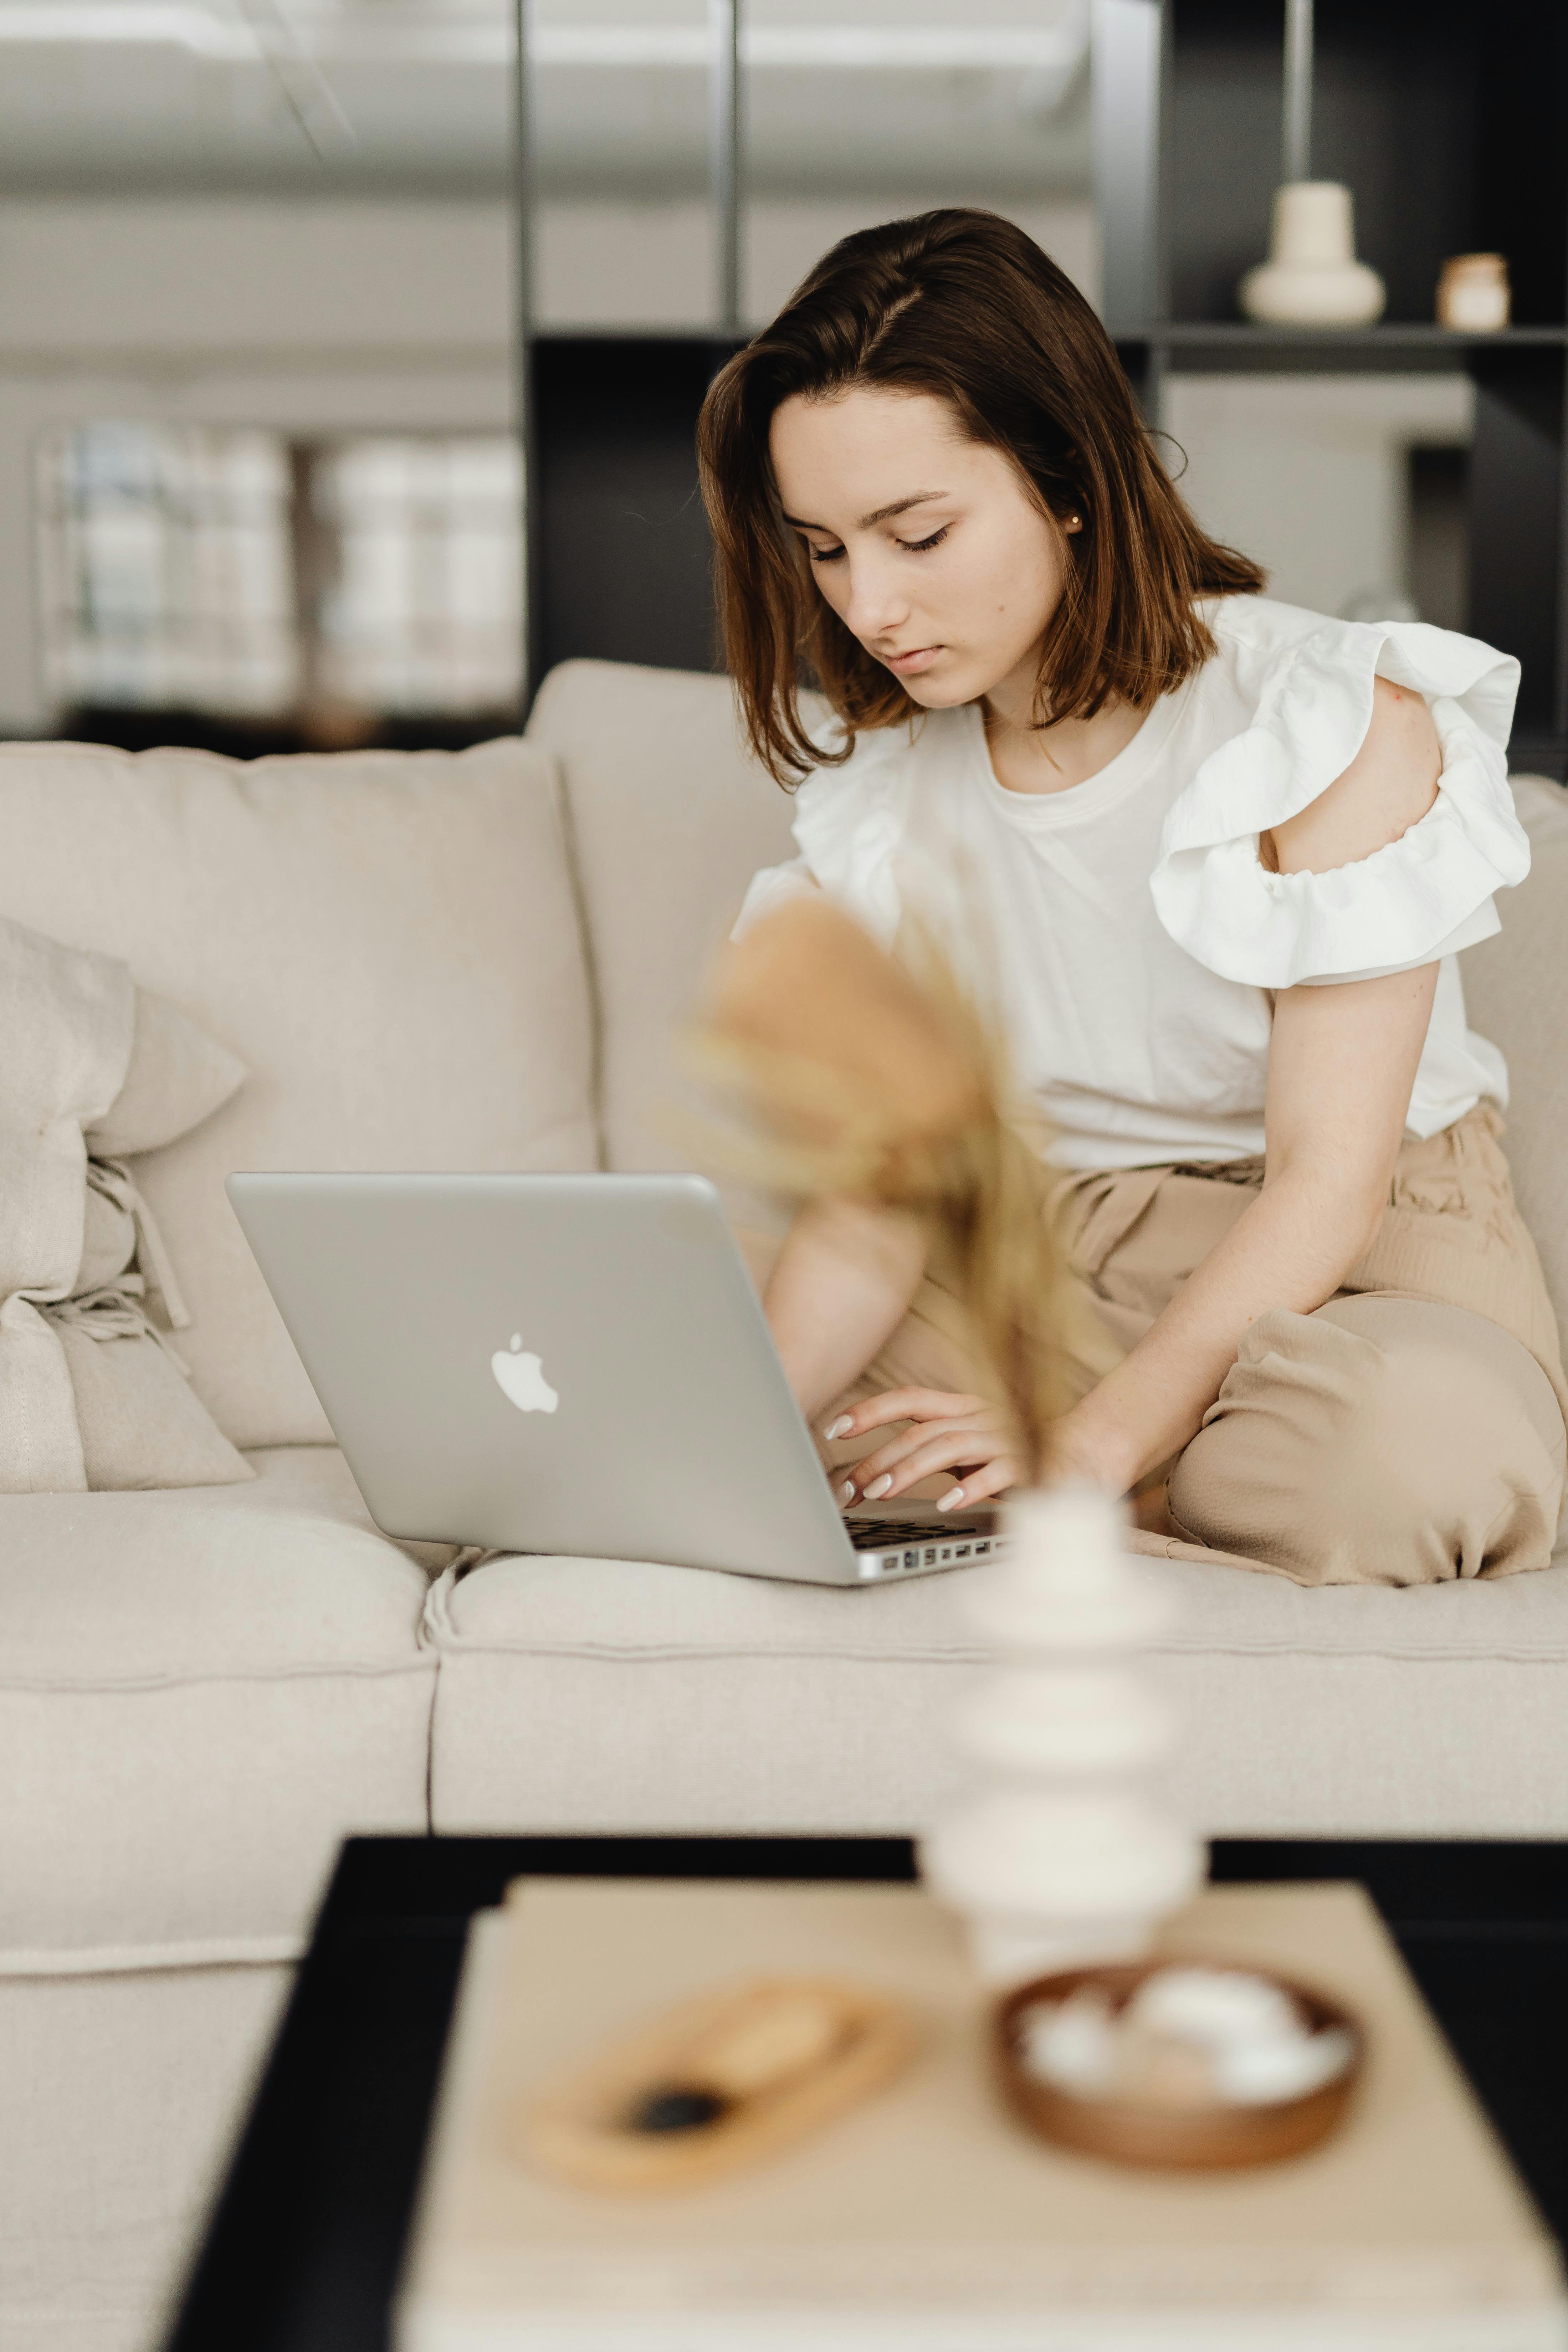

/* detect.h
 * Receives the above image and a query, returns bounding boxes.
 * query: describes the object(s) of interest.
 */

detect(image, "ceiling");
[0,0,1092,197]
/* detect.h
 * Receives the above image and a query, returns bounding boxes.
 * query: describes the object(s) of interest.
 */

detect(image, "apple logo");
[491,1332,559,1415]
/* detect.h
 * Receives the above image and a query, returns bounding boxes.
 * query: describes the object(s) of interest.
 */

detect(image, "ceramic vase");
[921,1487,1204,1988]
[1238,181,1385,328]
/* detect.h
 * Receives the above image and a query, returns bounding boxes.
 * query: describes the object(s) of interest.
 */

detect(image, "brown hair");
[697,207,1265,786]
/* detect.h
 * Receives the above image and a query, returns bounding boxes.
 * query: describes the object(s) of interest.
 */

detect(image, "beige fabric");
[527,660,800,1172]
[0,1445,436,1971]
[0,1961,290,2352]
[0,736,598,1448]
[53,1318,250,1493]
[1055,1104,1567,1409]
[1169,1292,1562,1584]
[62,1156,253,1493]
[0,909,253,1493]
[88,983,247,1160]
[808,1105,1566,1588]
[1462,773,1568,1327]
[0,913,134,1491]
[77,1162,139,1294]
[425,1533,1568,1839]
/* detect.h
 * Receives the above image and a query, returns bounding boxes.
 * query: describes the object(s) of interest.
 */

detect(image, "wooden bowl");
[994,1961,1363,2170]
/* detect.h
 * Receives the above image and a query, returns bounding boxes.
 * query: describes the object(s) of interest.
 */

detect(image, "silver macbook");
[226,1172,999,1585]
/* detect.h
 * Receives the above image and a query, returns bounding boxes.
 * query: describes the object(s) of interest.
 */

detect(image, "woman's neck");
[981,671,1147,797]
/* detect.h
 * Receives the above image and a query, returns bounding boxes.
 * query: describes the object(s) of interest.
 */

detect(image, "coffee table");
[163,1835,1568,2352]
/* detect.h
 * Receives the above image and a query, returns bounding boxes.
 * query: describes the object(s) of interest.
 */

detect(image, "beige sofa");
[2,660,1567,2352]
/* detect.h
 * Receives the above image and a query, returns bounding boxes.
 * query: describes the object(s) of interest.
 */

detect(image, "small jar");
[1437,254,1511,333]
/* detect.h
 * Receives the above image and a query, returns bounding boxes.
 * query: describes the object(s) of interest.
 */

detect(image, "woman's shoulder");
[1195,593,1519,743]
[1150,597,1530,989]
[1201,590,1330,659]
[792,705,966,822]
[785,706,970,941]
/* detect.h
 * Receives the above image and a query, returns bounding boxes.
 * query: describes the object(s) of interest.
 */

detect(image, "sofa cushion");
[0,1447,436,1972]
[0,737,598,1447]
[1464,774,1568,1331]
[0,1961,291,2352]
[426,1534,1568,1840]
[527,661,799,1172]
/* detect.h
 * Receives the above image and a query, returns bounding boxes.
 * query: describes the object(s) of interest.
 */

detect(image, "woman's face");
[768,384,1074,711]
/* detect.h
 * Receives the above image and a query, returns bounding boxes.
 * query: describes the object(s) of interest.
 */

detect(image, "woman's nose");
[841,555,911,644]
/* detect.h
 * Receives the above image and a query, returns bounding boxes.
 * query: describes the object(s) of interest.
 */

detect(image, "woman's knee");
[1167,1296,1564,1585]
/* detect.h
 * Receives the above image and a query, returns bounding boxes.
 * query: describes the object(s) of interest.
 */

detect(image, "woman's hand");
[828,1390,1138,1512]
[828,1389,1022,1513]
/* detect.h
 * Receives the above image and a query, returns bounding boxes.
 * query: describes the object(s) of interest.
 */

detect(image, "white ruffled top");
[736,595,1529,1170]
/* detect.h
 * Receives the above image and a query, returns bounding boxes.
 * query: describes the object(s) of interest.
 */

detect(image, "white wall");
[0,193,1098,732]
[1160,373,1474,622]
[539,195,1100,326]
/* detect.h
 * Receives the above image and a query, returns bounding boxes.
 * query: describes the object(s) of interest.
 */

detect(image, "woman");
[696,208,1566,1585]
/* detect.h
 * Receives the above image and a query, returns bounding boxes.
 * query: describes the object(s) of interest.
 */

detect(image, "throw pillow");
[89,983,248,1159]
[0,912,251,1491]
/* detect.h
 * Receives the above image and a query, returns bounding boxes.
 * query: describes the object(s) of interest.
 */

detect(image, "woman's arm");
[832,677,1446,1506]
[1049,955,1439,1493]
[764,1197,928,1426]
[1056,676,1444,1490]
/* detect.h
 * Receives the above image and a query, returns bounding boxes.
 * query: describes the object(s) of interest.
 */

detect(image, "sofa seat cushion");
[0,1447,436,1973]
[0,1962,291,2352]
[426,1537,1568,1841]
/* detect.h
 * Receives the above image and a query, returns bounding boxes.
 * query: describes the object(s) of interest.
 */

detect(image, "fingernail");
[937,1488,965,1512]
[825,1415,854,1440]
[837,1480,857,1506]
[863,1474,893,1501]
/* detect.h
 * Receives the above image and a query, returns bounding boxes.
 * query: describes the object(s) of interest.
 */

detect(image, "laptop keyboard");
[849,1517,969,1547]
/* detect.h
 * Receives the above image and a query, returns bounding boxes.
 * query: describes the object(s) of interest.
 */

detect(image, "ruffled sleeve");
[1149,617,1530,988]
[732,721,916,946]
[732,854,818,938]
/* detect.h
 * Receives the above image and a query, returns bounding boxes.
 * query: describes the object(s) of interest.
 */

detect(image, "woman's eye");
[898,525,950,554]
[807,542,845,565]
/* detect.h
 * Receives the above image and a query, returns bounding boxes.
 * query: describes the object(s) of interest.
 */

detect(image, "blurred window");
[310,437,523,717]
[35,422,522,732]
[36,422,298,717]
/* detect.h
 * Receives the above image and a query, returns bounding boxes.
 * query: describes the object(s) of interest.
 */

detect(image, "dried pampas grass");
[687,895,1068,1483]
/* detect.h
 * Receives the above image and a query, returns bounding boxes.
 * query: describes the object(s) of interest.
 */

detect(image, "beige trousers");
[780,1105,1568,1588]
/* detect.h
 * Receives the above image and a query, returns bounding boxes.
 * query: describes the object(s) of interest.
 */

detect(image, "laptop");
[226,1172,1001,1585]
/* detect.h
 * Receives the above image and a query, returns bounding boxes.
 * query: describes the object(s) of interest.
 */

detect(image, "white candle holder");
[921,1487,1204,1988]
[1239,182,1386,328]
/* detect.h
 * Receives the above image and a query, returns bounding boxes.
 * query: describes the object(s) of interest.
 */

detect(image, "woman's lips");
[883,645,942,675]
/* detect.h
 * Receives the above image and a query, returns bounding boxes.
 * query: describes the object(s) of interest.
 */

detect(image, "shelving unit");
[1146,328,1568,360]
[528,335,742,685]
[516,1,1568,769]
[513,1,744,696]
[1100,0,1568,770]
